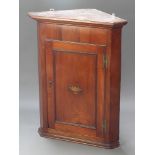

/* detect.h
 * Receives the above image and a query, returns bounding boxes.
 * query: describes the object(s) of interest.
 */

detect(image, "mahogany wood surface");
[29,10,127,149]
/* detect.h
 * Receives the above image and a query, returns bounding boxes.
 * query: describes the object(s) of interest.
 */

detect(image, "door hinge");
[103,119,107,132]
[103,54,108,69]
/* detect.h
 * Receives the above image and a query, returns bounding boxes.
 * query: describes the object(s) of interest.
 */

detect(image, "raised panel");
[54,50,97,128]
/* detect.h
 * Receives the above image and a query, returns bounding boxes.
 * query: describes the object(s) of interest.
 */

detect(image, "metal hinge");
[103,119,107,133]
[103,54,108,69]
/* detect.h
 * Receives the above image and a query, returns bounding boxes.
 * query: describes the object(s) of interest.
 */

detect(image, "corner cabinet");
[28,9,127,149]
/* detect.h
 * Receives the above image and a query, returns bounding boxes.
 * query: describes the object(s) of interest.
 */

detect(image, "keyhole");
[49,80,54,86]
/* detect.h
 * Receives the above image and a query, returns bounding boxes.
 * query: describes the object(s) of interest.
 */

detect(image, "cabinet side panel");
[37,23,48,128]
[110,28,122,141]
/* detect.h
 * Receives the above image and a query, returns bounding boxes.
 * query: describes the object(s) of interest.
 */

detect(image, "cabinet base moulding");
[38,127,120,149]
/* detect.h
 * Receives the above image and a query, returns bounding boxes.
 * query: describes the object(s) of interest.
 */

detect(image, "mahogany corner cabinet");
[28,9,127,149]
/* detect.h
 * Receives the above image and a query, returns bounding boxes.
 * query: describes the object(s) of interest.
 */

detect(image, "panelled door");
[45,40,106,137]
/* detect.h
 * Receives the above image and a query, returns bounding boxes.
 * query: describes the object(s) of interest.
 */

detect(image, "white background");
[19,1,135,155]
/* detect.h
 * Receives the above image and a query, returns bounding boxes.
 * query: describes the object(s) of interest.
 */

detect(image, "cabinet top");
[28,9,127,28]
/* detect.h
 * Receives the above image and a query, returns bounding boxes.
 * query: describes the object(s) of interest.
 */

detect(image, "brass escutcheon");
[68,85,83,95]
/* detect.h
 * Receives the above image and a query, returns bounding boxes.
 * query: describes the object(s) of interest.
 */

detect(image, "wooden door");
[45,40,106,137]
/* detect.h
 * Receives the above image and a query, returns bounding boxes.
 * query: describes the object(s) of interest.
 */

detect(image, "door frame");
[45,39,106,137]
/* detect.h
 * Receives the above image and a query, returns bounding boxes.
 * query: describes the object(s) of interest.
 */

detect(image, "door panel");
[55,51,97,128]
[45,40,106,137]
